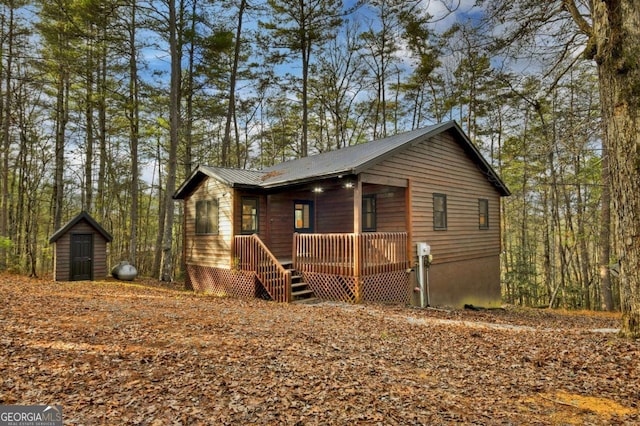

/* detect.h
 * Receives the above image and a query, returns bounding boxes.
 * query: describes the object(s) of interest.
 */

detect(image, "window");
[479,199,489,229]
[433,193,447,230]
[362,195,377,232]
[195,199,219,235]
[294,201,313,232]
[241,197,259,234]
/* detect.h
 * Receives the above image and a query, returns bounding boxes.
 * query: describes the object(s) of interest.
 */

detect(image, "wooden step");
[292,288,315,298]
[291,296,320,305]
[277,263,318,303]
[291,282,308,290]
[279,259,293,269]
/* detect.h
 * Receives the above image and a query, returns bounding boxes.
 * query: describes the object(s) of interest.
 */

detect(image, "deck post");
[354,233,362,303]
[353,177,362,234]
[353,178,362,303]
[292,232,297,270]
[286,270,292,303]
[406,179,413,267]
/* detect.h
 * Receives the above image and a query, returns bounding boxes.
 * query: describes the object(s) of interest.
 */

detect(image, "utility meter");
[416,242,431,256]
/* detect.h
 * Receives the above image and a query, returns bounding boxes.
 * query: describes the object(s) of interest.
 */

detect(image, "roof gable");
[49,211,113,243]
[174,121,510,199]
[174,166,264,199]
[258,122,453,187]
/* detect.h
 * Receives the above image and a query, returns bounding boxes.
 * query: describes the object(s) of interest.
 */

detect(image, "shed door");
[71,233,93,281]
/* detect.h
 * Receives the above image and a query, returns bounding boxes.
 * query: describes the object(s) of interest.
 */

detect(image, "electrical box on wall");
[416,242,431,256]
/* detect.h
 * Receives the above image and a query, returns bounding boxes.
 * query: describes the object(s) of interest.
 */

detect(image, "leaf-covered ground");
[1,274,638,425]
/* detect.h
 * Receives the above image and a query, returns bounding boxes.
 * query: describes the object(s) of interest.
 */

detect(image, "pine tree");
[261,0,344,157]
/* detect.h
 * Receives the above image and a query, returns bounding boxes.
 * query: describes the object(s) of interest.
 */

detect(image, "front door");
[70,233,93,281]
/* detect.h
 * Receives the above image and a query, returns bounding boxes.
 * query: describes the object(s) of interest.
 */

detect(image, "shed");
[49,211,113,281]
[174,121,510,307]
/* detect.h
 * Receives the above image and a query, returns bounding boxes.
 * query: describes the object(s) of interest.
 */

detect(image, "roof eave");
[351,121,510,196]
[49,211,113,243]
[174,166,208,200]
[230,183,262,190]
[174,165,265,199]
[173,166,232,199]
[259,170,354,189]
[448,122,511,197]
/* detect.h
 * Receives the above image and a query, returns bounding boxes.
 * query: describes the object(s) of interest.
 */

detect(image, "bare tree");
[484,0,640,336]
[161,0,182,282]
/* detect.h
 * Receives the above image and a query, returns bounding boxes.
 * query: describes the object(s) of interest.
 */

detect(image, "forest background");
[0,0,619,312]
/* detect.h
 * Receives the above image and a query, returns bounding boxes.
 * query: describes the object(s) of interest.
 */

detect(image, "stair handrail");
[234,234,291,303]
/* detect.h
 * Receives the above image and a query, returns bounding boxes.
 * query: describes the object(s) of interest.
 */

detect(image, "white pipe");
[418,254,425,308]
[425,263,430,307]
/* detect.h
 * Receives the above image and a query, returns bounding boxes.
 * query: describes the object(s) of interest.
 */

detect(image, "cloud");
[425,0,480,32]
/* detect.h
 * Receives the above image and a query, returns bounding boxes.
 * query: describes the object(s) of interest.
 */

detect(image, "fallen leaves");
[541,391,636,416]
[0,273,638,425]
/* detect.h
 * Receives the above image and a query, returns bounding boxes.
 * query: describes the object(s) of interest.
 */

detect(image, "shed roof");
[49,211,113,243]
[174,121,510,199]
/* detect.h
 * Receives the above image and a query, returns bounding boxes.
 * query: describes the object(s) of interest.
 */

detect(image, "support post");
[354,234,361,304]
[353,177,362,303]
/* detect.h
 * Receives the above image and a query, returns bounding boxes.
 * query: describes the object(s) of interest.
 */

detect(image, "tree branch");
[562,0,592,37]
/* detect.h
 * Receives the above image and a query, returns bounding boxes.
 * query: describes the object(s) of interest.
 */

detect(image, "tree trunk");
[53,65,68,231]
[97,38,107,222]
[599,140,614,310]
[183,0,195,175]
[222,0,246,167]
[576,179,591,309]
[152,137,165,279]
[592,0,640,337]
[161,0,181,282]
[299,0,309,157]
[0,4,14,270]
[84,34,94,213]
[128,1,139,266]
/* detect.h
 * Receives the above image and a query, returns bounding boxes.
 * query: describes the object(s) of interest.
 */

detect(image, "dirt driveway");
[1,275,638,424]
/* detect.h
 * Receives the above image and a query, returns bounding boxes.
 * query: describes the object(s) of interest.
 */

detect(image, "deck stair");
[281,260,318,304]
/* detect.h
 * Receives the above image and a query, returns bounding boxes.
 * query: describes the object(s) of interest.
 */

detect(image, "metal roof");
[173,166,265,199]
[199,166,265,186]
[259,122,450,187]
[173,121,510,199]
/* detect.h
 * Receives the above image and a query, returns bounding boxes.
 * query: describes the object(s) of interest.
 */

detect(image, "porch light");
[313,186,323,193]
[344,182,354,189]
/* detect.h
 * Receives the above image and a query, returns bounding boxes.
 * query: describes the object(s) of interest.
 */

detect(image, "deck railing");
[293,232,409,277]
[234,235,291,303]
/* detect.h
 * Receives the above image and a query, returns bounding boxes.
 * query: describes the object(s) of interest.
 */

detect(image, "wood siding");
[263,182,406,259]
[265,189,310,259]
[233,190,268,239]
[184,179,233,268]
[365,129,501,266]
[363,184,406,232]
[316,186,354,233]
[52,221,109,281]
[266,183,359,259]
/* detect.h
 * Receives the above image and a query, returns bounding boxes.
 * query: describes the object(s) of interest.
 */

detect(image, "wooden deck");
[235,232,410,303]
[293,232,410,276]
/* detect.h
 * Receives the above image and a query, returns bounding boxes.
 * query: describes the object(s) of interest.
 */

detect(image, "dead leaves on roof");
[0,274,638,424]
[260,170,285,181]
